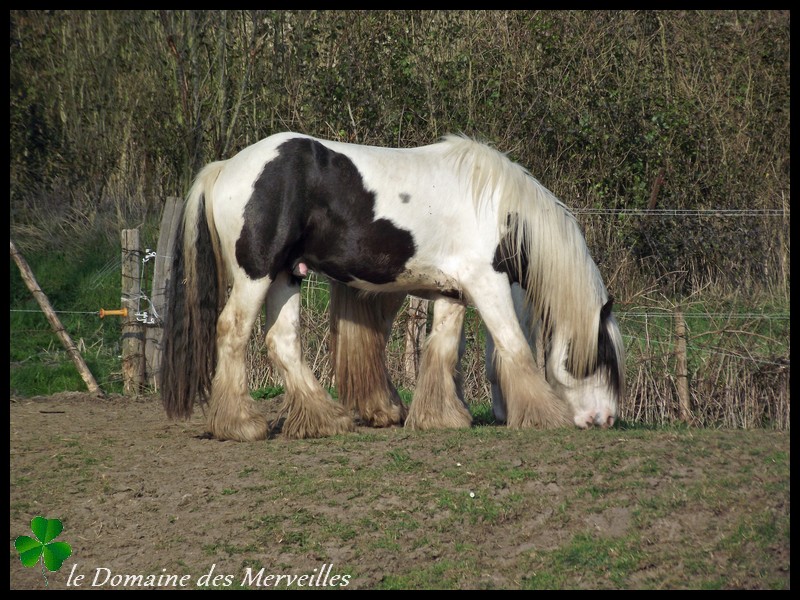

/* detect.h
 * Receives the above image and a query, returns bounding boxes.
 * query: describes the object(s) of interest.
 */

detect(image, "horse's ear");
[601,296,614,320]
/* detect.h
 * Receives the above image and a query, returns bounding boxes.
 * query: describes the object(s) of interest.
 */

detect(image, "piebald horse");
[162,132,624,440]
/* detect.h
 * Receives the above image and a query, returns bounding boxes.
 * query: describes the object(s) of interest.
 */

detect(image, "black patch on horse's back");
[236,137,416,283]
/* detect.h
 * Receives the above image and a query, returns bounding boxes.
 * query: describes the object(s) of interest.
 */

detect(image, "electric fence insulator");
[99,308,128,319]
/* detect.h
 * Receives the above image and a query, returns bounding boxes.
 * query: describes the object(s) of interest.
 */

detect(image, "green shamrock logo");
[15,516,72,586]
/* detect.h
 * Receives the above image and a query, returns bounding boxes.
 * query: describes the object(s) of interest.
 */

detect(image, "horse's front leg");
[466,271,572,429]
[486,282,544,424]
[405,297,473,430]
[266,273,355,439]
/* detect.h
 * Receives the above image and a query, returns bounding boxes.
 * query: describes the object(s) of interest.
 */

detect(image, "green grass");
[386,449,422,472]
[522,533,644,589]
[10,231,126,396]
[300,275,331,314]
[376,558,472,590]
[251,387,285,401]
[618,298,790,387]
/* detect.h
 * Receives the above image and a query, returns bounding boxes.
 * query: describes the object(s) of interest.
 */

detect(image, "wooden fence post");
[674,307,692,424]
[144,197,183,390]
[121,229,145,395]
[10,239,103,396]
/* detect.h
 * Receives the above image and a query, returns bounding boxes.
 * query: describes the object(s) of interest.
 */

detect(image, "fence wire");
[10,207,790,429]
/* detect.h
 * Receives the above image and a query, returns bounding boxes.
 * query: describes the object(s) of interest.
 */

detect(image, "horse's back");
[208,133,490,292]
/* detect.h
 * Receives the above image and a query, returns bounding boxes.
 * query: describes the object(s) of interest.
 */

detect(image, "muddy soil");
[9,392,790,590]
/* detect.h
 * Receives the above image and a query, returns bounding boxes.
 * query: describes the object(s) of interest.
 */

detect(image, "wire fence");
[572,208,789,217]
[10,207,790,429]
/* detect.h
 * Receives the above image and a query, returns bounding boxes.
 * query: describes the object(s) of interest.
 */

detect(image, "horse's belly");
[340,264,464,300]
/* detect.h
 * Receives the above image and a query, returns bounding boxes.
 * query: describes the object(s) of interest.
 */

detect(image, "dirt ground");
[9,392,790,590]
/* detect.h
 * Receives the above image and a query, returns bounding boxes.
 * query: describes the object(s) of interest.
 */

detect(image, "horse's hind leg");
[206,277,270,441]
[405,297,473,430]
[266,274,355,439]
[467,272,572,429]
[330,282,407,427]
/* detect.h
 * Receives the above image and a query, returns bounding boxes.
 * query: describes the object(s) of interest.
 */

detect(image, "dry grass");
[244,275,789,430]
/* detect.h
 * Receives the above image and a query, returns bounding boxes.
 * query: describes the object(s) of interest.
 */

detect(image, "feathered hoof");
[207,411,270,442]
[404,405,473,431]
[506,400,572,430]
[359,402,408,428]
[282,399,356,439]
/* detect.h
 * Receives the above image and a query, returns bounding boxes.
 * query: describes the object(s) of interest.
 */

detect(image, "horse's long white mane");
[441,134,608,375]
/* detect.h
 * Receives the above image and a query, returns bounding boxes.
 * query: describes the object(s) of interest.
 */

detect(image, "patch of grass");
[718,510,787,554]
[522,568,565,590]
[238,466,258,478]
[577,483,615,501]
[12,358,111,397]
[764,450,789,465]
[376,558,469,590]
[300,274,330,314]
[634,491,689,521]
[470,402,496,425]
[279,530,311,550]
[323,521,358,542]
[368,509,421,541]
[698,578,727,590]
[502,466,540,483]
[370,536,401,553]
[439,464,472,485]
[251,386,284,400]
[434,488,512,525]
[386,449,421,472]
[639,458,662,476]
[525,533,644,589]
[382,387,412,406]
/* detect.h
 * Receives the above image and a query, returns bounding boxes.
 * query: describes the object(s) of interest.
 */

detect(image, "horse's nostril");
[606,415,615,428]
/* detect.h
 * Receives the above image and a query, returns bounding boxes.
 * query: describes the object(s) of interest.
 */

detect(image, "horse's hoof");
[359,403,407,428]
[404,409,473,431]
[282,403,355,439]
[507,407,571,429]
[209,413,270,442]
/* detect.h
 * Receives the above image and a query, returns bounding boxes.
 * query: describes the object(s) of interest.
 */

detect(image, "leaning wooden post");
[121,229,146,395]
[674,307,692,424]
[10,239,103,396]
